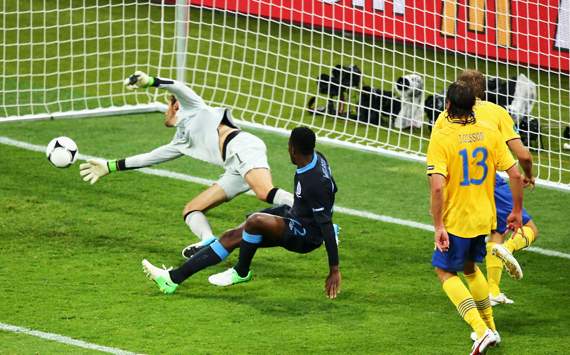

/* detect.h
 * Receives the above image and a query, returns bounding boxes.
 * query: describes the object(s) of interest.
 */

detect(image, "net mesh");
[1,0,569,187]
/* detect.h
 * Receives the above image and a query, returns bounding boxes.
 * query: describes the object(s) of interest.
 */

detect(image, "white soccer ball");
[46,136,79,168]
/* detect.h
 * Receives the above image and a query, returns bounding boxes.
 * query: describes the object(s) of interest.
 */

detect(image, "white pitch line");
[2,136,569,261]
[0,322,141,355]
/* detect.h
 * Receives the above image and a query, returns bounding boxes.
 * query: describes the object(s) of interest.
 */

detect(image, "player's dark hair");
[446,81,476,124]
[169,95,177,105]
[457,69,485,100]
[289,127,316,155]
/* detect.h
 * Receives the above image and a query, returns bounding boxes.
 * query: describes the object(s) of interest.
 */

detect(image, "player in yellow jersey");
[427,81,524,354]
[434,70,540,306]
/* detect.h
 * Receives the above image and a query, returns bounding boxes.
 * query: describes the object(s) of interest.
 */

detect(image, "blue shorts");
[258,206,321,254]
[494,178,532,234]
[431,234,487,272]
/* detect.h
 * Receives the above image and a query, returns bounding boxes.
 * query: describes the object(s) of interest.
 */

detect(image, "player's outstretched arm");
[79,144,183,184]
[124,71,206,110]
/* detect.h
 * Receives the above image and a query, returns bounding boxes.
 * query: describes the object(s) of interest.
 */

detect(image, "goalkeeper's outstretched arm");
[125,71,206,111]
[79,144,184,184]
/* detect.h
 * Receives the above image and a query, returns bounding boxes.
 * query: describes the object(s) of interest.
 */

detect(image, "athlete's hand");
[79,159,110,184]
[523,175,536,190]
[507,211,523,231]
[434,227,449,252]
[325,267,341,299]
[124,71,153,90]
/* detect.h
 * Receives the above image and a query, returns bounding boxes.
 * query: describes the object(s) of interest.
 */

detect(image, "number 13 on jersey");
[459,147,489,186]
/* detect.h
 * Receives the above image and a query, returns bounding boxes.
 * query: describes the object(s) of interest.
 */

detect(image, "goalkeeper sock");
[485,242,503,297]
[504,226,536,253]
[266,188,294,207]
[442,276,488,338]
[169,240,229,284]
[465,267,496,331]
[234,231,262,278]
[184,211,215,241]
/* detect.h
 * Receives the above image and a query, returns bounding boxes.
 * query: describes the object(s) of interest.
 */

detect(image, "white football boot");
[492,244,523,280]
[471,330,501,346]
[470,329,498,355]
[208,268,252,287]
[489,293,514,306]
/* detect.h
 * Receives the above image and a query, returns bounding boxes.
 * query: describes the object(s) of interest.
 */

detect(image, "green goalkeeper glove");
[124,71,154,90]
[79,159,118,184]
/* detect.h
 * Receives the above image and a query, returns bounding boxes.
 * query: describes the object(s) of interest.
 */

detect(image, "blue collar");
[296,153,318,174]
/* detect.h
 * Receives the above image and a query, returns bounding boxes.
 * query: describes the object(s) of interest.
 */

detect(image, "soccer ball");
[46,136,79,168]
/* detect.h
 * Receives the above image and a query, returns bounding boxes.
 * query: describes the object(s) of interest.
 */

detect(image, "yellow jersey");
[433,99,520,142]
[426,120,516,238]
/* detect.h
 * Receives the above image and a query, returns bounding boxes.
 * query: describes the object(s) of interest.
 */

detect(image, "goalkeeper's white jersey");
[124,79,236,169]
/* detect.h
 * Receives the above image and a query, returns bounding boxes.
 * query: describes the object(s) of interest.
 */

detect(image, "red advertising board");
[185,0,570,73]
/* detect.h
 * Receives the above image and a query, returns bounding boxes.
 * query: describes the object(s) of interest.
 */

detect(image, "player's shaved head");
[289,127,316,155]
[457,69,485,100]
[446,81,476,121]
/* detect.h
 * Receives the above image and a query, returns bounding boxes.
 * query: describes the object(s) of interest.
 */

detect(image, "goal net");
[1,0,569,190]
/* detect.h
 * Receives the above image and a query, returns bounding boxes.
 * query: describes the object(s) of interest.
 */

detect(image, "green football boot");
[142,259,178,294]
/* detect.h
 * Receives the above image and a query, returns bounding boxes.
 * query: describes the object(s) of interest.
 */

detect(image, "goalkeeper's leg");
[231,132,294,207]
[181,184,228,258]
[245,168,294,207]
[181,173,256,259]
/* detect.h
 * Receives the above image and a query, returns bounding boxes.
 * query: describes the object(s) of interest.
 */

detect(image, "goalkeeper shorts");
[217,132,270,199]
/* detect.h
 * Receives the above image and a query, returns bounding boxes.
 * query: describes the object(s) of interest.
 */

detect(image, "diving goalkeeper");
[79,71,294,257]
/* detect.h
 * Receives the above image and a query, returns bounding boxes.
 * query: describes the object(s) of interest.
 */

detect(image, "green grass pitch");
[1,114,569,354]
[2,1,570,353]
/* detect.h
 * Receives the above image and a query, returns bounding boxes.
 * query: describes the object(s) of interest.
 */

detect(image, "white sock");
[273,188,294,207]
[184,211,214,241]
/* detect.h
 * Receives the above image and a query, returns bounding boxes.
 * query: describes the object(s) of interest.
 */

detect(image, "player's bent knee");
[434,267,455,283]
[488,231,504,243]
[245,213,268,233]
[463,263,476,275]
[182,203,202,218]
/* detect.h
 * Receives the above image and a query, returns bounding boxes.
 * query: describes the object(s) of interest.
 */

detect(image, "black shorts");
[257,206,322,254]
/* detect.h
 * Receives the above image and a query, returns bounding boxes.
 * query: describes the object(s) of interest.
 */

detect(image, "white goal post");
[1,0,569,190]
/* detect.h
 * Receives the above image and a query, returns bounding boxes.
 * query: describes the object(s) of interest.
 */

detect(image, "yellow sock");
[442,276,488,337]
[465,267,496,331]
[505,226,536,253]
[485,242,503,297]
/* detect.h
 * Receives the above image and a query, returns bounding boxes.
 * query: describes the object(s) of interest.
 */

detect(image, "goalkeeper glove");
[124,71,154,90]
[79,159,118,184]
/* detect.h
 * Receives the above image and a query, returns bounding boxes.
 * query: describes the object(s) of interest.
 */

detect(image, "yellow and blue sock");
[442,276,488,338]
[505,226,536,253]
[465,266,496,331]
[485,241,503,297]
